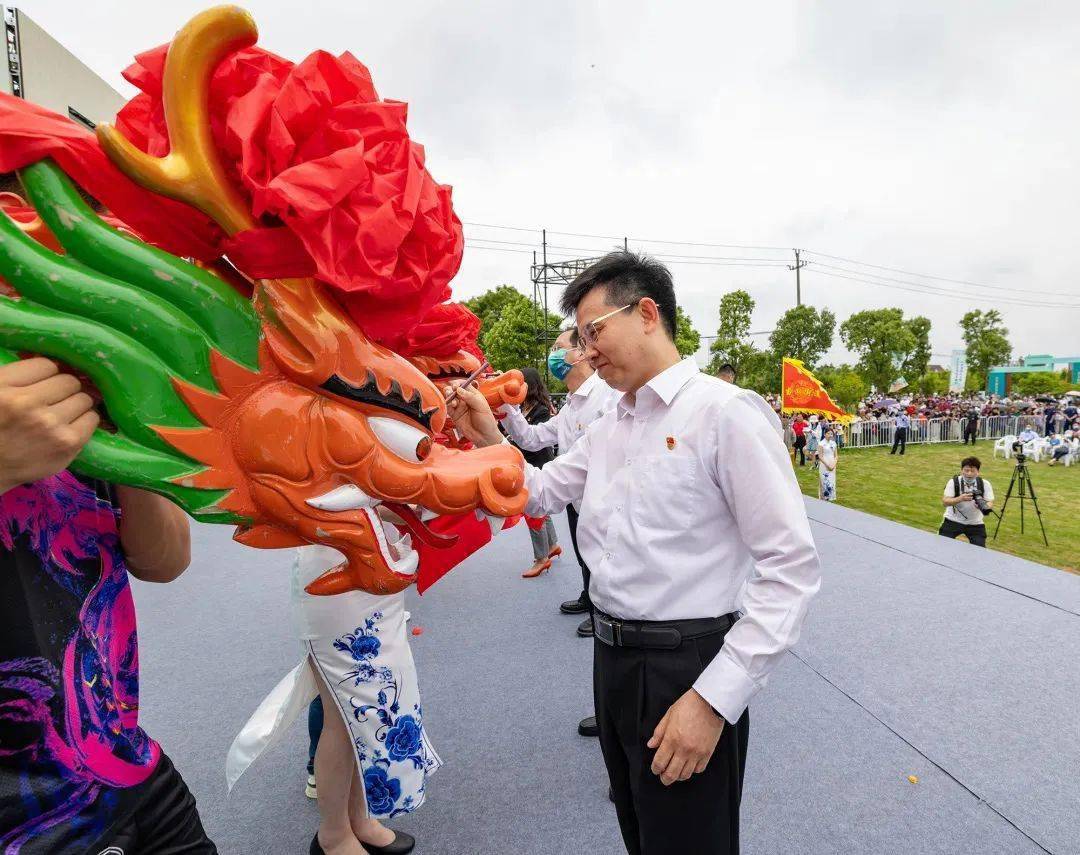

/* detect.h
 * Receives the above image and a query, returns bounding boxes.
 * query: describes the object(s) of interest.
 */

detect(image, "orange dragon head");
[0,6,530,596]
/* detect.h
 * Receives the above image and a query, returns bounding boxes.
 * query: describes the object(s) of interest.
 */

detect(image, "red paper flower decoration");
[115,45,464,344]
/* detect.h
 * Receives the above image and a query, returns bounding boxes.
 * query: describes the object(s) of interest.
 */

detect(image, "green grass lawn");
[792,440,1080,575]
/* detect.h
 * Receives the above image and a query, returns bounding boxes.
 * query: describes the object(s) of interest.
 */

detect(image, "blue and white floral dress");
[817,439,838,501]
[226,545,441,817]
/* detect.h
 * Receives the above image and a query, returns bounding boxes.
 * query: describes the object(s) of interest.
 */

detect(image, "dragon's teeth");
[306,485,376,512]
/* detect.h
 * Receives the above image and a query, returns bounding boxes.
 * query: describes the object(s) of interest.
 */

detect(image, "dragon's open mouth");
[305,484,505,579]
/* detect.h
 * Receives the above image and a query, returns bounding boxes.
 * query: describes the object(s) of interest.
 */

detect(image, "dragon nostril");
[490,464,523,497]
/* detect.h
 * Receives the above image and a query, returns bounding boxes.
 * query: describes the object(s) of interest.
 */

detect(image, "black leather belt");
[592,610,739,650]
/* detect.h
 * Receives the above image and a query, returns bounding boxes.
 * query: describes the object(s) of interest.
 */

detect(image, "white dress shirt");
[522,357,821,723]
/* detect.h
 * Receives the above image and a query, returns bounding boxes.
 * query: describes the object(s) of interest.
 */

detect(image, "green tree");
[706,290,760,376]
[1011,371,1070,397]
[916,370,950,395]
[828,371,868,411]
[469,286,565,387]
[729,349,776,394]
[466,285,532,330]
[901,316,932,381]
[674,306,702,358]
[839,308,917,393]
[960,309,1011,390]
[769,305,835,369]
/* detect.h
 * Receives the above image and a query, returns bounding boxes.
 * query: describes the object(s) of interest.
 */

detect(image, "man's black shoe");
[577,617,594,637]
[560,597,588,615]
[578,715,599,737]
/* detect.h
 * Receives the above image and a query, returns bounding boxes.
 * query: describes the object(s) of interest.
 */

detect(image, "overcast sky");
[23,0,1080,368]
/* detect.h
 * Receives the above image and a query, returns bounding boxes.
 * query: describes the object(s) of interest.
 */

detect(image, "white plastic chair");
[1066,441,1080,467]
[994,435,1015,459]
[1022,438,1041,462]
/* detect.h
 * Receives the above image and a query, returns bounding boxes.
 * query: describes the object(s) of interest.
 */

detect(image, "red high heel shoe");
[547,545,563,559]
[522,558,553,578]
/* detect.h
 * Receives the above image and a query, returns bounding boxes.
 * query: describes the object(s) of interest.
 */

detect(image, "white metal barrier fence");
[827,415,1046,450]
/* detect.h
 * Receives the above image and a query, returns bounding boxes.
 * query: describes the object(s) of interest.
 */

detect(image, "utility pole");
[788,248,807,307]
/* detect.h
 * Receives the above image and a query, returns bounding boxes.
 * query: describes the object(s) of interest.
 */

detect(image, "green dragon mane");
[0,159,261,523]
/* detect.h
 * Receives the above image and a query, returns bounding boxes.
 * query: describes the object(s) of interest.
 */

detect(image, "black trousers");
[566,504,591,607]
[594,629,749,855]
[890,426,907,454]
[91,754,217,854]
[793,435,806,465]
[938,517,987,547]
[963,427,978,445]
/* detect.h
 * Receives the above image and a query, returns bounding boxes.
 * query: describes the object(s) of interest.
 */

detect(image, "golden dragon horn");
[96,5,258,236]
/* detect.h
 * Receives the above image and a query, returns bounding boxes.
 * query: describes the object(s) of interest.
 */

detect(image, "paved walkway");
[130,499,1079,854]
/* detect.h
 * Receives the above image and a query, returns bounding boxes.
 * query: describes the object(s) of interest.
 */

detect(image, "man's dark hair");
[961,456,981,470]
[718,362,736,379]
[560,326,580,348]
[558,251,677,341]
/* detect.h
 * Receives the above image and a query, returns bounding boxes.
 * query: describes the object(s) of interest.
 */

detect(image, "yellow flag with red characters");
[781,358,853,422]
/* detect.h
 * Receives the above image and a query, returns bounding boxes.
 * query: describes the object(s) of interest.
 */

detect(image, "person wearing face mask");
[447,252,820,855]
[500,327,620,742]
[501,328,620,637]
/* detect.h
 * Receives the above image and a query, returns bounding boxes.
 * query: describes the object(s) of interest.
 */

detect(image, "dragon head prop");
[0,6,530,596]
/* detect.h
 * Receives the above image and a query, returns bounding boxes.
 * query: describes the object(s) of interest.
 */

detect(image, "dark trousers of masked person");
[566,504,591,608]
[963,426,978,445]
[593,611,749,855]
[890,426,907,455]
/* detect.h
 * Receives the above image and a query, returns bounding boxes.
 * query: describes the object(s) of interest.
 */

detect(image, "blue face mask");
[547,348,576,381]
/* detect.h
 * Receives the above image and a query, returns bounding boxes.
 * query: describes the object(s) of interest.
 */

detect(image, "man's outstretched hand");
[444,381,503,448]
[0,358,98,495]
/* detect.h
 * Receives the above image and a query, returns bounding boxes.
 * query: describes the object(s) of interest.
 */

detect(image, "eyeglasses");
[579,300,649,348]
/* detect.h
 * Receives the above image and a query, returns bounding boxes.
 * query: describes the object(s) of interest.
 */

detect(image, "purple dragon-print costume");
[0,472,159,854]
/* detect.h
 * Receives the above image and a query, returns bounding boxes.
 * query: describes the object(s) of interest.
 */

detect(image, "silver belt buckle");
[599,615,622,646]
[596,615,622,646]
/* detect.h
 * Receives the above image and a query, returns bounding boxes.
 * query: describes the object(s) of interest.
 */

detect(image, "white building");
[3,6,125,128]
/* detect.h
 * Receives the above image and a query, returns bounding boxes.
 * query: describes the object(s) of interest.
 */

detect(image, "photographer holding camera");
[938,456,995,547]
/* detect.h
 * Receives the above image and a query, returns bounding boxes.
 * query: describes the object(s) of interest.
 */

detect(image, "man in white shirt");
[501,327,620,638]
[447,252,821,854]
[938,456,995,547]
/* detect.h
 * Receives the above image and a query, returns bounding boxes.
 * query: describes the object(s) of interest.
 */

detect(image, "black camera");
[959,476,992,515]
[1011,440,1027,464]
[970,488,992,515]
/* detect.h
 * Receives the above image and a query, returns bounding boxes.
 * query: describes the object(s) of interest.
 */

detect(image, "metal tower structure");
[530,229,618,380]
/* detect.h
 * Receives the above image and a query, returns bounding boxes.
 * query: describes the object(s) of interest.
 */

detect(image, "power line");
[464,219,1080,299]
[810,268,1080,309]
[810,261,1080,305]
[803,249,1080,299]
[464,221,791,252]
[464,243,789,267]
[467,236,785,263]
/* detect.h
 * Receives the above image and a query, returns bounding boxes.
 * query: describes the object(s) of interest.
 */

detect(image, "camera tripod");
[992,456,1049,546]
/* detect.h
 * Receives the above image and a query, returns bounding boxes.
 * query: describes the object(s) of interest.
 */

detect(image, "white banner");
[949,349,968,392]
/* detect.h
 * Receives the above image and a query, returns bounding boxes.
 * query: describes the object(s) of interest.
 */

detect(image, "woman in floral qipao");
[228,546,440,855]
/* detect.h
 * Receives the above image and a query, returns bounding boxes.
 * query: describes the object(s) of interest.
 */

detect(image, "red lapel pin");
[666,436,676,450]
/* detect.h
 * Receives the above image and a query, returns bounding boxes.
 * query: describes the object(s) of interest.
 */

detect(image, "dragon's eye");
[368,416,432,463]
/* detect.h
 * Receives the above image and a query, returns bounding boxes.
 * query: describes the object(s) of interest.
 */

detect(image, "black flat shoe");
[578,715,599,737]
[311,830,415,855]
[560,597,588,615]
[576,617,594,637]
[364,830,416,854]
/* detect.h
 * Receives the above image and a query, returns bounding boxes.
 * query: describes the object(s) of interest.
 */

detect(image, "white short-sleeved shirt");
[943,476,994,525]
